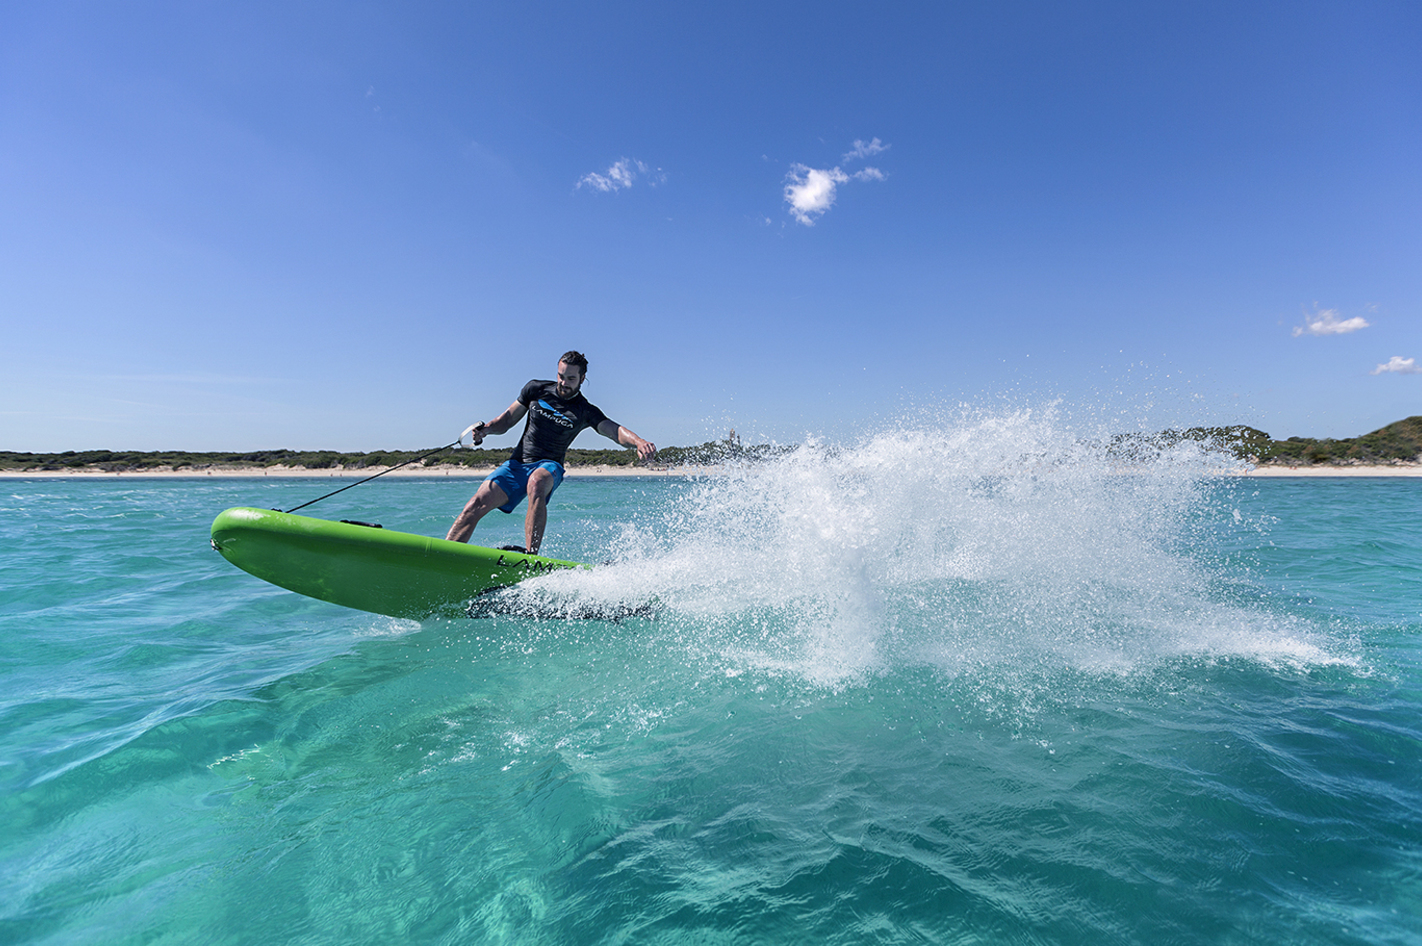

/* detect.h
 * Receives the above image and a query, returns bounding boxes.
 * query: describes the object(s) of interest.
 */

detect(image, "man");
[445,351,656,555]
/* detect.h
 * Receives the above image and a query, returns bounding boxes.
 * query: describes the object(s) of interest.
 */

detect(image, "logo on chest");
[533,399,576,428]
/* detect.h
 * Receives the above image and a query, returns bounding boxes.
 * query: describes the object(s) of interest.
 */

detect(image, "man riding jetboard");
[445,351,656,555]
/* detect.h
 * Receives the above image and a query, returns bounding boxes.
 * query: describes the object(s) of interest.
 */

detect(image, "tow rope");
[281,439,460,514]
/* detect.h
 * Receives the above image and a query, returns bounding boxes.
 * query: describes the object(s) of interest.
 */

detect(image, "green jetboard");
[210,506,583,619]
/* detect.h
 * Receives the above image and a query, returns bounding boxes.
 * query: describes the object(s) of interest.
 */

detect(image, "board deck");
[210,506,582,618]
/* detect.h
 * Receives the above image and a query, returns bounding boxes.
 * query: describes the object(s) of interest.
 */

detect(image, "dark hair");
[559,350,589,375]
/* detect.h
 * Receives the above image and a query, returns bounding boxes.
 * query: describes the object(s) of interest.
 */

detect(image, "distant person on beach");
[445,351,656,555]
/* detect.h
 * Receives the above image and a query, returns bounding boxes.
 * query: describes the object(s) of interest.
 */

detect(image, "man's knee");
[526,469,556,500]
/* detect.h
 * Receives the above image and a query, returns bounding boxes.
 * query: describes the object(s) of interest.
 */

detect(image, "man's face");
[555,361,584,398]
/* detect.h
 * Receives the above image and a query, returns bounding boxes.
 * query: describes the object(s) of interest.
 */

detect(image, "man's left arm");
[596,418,656,462]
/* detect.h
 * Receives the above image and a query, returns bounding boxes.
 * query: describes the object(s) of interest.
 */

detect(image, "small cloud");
[1292,305,1370,337]
[1371,356,1422,375]
[783,139,889,226]
[576,158,664,193]
[785,165,849,225]
[843,137,888,162]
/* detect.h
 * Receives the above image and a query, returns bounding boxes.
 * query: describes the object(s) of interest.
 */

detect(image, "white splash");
[511,409,1346,684]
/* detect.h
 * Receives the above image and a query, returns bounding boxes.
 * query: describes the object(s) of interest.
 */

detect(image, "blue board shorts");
[487,460,565,513]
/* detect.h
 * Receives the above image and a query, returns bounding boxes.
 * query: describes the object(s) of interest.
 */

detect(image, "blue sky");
[2,0,1419,452]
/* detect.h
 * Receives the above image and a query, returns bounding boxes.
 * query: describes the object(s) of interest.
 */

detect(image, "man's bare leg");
[523,467,558,555]
[446,480,511,543]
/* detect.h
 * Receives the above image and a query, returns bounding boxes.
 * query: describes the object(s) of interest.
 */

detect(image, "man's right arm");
[469,400,527,445]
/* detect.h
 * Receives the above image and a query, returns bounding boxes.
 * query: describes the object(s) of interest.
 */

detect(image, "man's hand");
[634,437,656,462]
[460,422,488,448]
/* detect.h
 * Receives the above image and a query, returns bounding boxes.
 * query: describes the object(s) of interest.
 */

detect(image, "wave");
[498,409,1356,685]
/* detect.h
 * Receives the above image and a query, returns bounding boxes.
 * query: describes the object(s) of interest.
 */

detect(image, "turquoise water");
[3,423,1420,945]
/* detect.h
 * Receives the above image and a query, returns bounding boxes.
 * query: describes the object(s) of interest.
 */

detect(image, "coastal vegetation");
[2,418,1418,472]
[0,433,789,473]
[1145,415,1422,465]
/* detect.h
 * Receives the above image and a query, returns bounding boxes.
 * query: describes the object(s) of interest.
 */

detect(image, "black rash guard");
[507,380,609,465]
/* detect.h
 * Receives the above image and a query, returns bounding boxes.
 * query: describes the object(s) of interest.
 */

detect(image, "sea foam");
[498,409,1351,685]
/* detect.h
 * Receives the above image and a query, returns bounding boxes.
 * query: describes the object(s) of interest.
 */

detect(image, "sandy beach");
[2,463,1419,479]
[1231,464,1422,478]
[0,464,704,479]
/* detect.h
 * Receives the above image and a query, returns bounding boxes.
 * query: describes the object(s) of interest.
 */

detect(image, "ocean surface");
[3,421,1420,945]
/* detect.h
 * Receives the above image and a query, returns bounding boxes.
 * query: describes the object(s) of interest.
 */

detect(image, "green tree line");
[0,436,789,472]
[1139,415,1422,465]
[3,417,1418,472]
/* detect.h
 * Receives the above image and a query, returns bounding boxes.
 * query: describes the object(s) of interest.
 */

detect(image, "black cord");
[281,440,461,514]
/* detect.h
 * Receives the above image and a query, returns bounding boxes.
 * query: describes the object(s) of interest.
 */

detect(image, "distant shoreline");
[0,464,697,479]
[2,463,1419,479]
[1232,464,1422,478]
[7,419,1420,479]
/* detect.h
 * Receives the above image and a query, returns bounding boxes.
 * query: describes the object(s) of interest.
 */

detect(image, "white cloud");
[576,158,664,192]
[784,165,849,225]
[784,139,889,226]
[1292,306,1370,337]
[843,137,888,162]
[1371,356,1422,375]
